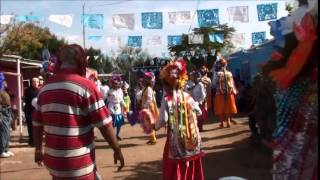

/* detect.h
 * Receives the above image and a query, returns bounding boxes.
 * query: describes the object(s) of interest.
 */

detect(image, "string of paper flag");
[1,2,277,46]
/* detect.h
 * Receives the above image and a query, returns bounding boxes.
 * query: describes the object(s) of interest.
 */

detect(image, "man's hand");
[34,150,44,167]
[113,149,124,171]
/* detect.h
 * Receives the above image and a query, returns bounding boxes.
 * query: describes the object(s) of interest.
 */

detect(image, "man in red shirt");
[32,44,124,179]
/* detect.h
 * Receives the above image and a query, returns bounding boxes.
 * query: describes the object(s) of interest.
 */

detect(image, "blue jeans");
[0,107,12,153]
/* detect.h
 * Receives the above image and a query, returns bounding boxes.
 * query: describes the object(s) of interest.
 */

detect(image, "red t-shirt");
[32,68,111,179]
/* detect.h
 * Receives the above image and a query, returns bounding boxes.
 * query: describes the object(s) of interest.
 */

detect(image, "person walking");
[139,72,159,145]
[214,59,238,128]
[0,75,14,158]
[32,44,124,179]
[24,77,40,146]
[107,75,126,141]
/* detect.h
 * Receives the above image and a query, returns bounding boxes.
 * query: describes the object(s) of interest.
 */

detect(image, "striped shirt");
[32,69,111,180]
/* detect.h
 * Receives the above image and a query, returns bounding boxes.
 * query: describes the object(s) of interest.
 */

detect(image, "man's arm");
[33,125,44,166]
[99,123,124,171]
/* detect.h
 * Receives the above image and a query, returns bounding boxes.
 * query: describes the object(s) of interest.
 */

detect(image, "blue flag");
[197,9,219,27]
[88,36,103,42]
[128,36,142,47]
[252,32,266,45]
[82,14,104,29]
[141,12,163,29]
[257,3,278,21]
[16,15,39,22]
[168,35,182,46]
[209,33,224,43]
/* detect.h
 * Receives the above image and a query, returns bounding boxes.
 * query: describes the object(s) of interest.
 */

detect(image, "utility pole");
[0,0,2,39]
[82,2,86,49]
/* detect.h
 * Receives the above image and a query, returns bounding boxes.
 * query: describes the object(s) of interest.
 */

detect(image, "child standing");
[122,81,131,122]
[192,71,207,132]
[107,75,125,140]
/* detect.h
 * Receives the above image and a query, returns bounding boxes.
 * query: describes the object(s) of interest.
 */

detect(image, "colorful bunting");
[168,35,182,46]
[257,3,278,21]
[49,14,73,27]
[16,15,39,22]
[0,15,14,25]
[252,31,266,45]
[112,13,135,30]
[209,33,224,43]
[141,12,163,29]
[227,6,249,23]
[197,9,219,27]
[168,11,191,24]
[269,18,286,47]
[188,34,204,44]
[82,14,104,29]
[128,36,142,47]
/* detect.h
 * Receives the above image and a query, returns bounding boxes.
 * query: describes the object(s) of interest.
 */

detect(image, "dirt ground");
[0,116,272,180]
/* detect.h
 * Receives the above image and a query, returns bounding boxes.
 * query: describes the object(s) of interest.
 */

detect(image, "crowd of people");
[0,43,241,179]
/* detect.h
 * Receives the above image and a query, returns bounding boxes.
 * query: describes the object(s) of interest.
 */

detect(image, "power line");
[85,0,132,8]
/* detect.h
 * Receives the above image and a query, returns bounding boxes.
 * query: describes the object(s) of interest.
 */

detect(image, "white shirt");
[192,82,206,104]
[107,88,124,115]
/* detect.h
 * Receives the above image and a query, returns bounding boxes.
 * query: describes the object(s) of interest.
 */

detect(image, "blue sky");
[2,0,290,57]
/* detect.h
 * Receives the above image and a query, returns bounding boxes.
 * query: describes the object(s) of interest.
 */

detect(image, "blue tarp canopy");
[228,40,275,84]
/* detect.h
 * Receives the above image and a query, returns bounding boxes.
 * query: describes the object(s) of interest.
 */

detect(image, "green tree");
[86,47,114,74]
[168,24,235,71]
[0,22,66,59]
[110,45,152,81]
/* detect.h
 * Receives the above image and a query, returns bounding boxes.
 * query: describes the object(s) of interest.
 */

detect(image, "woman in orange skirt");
[214,58,237,128]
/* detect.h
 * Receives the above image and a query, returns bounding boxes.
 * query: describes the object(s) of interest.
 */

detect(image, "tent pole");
[16,58,23,138]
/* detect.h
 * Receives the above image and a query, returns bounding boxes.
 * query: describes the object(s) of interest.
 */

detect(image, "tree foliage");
[168,24,235,71]
[168,24,235,55]
[86,47,113,74]
[0,22,66,59]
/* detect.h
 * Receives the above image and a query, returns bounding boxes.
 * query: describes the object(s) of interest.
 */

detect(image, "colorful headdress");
[55,44,87,77]
[160,58,188,89]
[143,72,155,86]
[220,58,228,66]
[110,75,122,87]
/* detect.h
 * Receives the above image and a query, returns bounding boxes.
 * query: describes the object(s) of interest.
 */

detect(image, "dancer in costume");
[128,78,144,126]
[192,71,207,132]
[262,3,318,179]
[122,81,131,121]
[107,75,126,141]
[214,59,237,128]
[154,59,205,180]
[139,72,159,145]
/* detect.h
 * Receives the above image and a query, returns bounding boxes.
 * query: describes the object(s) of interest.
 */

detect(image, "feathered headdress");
[160,58,188,89]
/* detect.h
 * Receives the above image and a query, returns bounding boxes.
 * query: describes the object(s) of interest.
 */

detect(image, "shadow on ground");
[203,137,272,180]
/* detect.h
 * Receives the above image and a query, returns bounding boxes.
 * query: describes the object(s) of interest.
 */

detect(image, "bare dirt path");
[0,117,272,180]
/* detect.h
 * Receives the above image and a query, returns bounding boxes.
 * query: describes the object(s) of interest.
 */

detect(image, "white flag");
[227,6,249,23]
[49,14,73,27]
[66,35,81,44]
[0,15,14,25]
[231,33,246,48]
[168,11,191,24]
[112,14,135,30]
[106,36,121,46]
[188,34,204,44]
[147,36,162,45]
